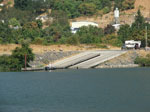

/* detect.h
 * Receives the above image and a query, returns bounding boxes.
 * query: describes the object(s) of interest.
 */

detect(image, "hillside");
[135,0,150,17]
[1,0,14,7]
[71,0,150,28]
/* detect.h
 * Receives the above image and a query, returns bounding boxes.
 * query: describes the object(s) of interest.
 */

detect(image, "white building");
[71,21,99,33]
[0,3,4,7]
[112,24,121,30]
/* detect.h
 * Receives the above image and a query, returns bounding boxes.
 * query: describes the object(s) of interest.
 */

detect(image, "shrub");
[67,35,80,45]
[77,26,103,44]
[135,56,150,67]
[32,37,44,45]
[102,34,122,47]
[102,7,110,14]
[95,44,108,49]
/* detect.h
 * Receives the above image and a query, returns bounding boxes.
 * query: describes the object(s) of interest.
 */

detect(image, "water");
[0,68,150,112]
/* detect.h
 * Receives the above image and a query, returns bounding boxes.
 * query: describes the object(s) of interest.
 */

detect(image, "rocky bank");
[96,50,139,68]
[29,51,80,67]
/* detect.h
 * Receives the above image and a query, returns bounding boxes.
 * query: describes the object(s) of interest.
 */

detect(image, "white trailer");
[122,40,141,49]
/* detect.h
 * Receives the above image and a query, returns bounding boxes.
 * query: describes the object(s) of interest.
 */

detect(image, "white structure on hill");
[113,8,121,30]
[114,8,120,24]
[71,21,99,33]
[0,3,4,7]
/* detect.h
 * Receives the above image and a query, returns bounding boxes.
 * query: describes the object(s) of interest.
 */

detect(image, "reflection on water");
[0,68,150,112]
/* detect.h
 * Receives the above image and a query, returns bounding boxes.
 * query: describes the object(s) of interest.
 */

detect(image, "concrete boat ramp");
[52,50,126,69]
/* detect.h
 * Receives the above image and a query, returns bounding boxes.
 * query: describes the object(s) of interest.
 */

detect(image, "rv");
[122,40,141,50]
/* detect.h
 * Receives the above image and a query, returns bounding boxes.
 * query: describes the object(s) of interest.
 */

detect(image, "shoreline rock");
[97,64,139,68]
[29,51,81,67]
[96,51,139,68]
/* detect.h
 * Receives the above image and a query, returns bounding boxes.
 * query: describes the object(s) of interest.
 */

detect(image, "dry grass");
[0,44,120,55]
[0,44,20,55]
[136,50,150,57]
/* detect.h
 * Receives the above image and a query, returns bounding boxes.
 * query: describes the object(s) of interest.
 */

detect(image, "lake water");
[0,68,150,112]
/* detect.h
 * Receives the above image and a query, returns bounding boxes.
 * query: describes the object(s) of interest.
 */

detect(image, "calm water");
[0,68,150,112]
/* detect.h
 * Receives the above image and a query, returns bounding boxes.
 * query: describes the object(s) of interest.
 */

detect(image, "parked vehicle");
[122,40,141,50]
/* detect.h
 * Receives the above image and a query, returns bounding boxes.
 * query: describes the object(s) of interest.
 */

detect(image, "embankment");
[96,50,150,68]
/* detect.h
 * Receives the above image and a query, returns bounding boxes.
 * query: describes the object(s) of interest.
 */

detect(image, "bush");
[135,56,150,67]
[77,26,103,44]
[0,43,34,72]
[0,55,22,71]
[102,7,110,14]
[32,37,44,45]
[58,37,68,44]
[95,44,108,49]
[101,34,122,47]
[67,35,80,45]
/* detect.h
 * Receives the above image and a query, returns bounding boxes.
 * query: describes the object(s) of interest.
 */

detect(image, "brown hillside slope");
[135,0,150,17]
[1,0,14,7]
[71,0,150,28]
[135,0,150,10]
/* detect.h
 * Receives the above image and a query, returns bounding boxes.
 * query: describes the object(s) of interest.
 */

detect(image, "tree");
[0,43,34,71]
[104,25,116,35]
[118,24,131,42]
[115,0,135,10]
[12,43,34,67]
[9,18,21,27]
[122,0,135,10]
[132,9,145,29]
[77,26,104,44]
[0,55,21,71]
[79,3,97,15]
[14,0,32,10]
[22,21,41,40]
[0,21,12,43]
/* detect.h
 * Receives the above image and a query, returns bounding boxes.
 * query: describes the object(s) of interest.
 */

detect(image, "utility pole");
[24,54,27,70]
[145,26,148,51]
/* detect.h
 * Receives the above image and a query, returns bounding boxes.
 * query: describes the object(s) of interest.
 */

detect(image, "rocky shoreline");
[29,50,147,69]
[96,51,139,68]
[29,51,81,67]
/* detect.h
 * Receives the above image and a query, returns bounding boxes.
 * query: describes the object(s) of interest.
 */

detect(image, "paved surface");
[53,52,100,69]
[53,50,126,69]
[70,50,126,68]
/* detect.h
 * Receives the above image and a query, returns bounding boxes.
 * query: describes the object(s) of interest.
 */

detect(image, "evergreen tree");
[132,9,145,29]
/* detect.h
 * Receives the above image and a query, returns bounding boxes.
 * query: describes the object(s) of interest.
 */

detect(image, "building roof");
[71,21,98,29]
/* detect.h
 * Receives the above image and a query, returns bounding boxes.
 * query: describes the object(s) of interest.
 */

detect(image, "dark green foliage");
[12,43,34,67]
[102,34,122,47]
[104,25,116,35]
[22,21,42,40]
[135,55,150,67]
[14,0,46,13]
[76,26,104,44]
[78,3,97,15]
[0,55,22,72]
[66,35,80,45]
[14,0,31,10]
[0,7,36,25]
[118,24,131,42]
[132,9,145,30]
[0,43,34,71]
[13,0,136,19]
[115,0,135,10]
[14,0,129,18]
[0,22,12,43]
[118,9,150,47]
